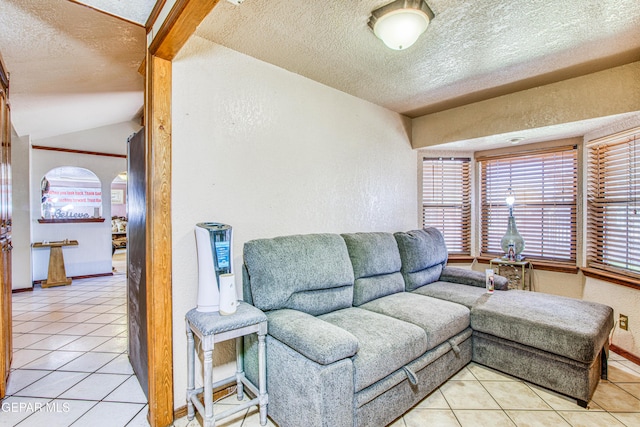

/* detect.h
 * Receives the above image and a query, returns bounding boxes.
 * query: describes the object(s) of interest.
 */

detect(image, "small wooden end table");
[32,240,79,288]
[186,302,268,427]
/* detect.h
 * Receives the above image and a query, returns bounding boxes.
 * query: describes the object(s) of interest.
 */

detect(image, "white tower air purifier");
[195,222,233,313]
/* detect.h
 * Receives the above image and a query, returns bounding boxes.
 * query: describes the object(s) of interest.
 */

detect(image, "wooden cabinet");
[0,53,12,398]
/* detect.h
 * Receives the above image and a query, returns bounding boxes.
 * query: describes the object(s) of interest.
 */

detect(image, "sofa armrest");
[440,266,509,291]
[266,309,359,365]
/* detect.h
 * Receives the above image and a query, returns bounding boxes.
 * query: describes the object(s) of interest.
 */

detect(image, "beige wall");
[171,36,418,409]
[413,62,640,148]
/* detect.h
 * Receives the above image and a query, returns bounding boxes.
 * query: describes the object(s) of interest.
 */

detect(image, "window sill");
[581,267,640,290]
[447,255,475,263]
[475,255,579,274]
[38,218,106,224]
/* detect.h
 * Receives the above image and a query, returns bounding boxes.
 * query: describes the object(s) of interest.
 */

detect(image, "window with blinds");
[587,129,640,278]
[478,146,577,262]
[421,157,471,254]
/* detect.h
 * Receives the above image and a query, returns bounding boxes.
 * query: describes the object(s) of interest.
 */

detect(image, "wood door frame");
[144,1,220,425]
[0,51,10,400]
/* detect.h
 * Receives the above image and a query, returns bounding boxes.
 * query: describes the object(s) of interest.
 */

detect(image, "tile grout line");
[9,275,147,427]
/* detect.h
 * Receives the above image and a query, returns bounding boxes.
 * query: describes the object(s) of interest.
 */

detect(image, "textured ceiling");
[197,0,640,117]
[70,0,155,26]
[1,0,639,145]
[0,0,145,140]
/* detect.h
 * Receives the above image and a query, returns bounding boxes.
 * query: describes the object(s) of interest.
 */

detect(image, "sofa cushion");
[471,290,614,363]
[413,281,491,309]
[319,307,428,392]
[243,234,354,315]
[360,292,470,351]
[341,232,404,306]
[394,228,448,291]
[266,309,359,365]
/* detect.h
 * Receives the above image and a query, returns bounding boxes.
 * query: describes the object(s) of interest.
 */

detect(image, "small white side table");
[186,302,268,426]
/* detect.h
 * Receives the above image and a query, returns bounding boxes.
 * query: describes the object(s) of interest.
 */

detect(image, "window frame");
[477,146,578,264]
[586,128,640,281]
[419,156,472,255]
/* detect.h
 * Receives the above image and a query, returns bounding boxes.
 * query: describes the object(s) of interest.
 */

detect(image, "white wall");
[30,123,136,281]
[11,130,32,290]
[171,37,418,409]
[581,116,640,357]
[33,121,139,156]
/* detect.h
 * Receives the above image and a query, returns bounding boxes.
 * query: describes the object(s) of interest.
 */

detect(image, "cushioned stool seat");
[470,290,614,406]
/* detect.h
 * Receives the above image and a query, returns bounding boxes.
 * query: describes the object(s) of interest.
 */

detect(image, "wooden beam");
[0,51,9,92]
[149,0,221,60]
[31,145,127,159]
[145,53,174,427]
[146,0,168,32]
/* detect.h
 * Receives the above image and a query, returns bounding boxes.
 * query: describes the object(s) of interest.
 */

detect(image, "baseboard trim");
[32,272,114,285]
[173,385,236,420]
[12,287,33,294]
[610,344,640,366]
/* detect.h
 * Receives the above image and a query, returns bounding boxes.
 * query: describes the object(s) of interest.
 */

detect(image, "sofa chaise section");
[395,227,614,407]
[471,290,614,406]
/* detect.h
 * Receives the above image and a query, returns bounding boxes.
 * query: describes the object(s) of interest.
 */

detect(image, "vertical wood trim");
[0,58,10,399]
[143,1,224,423]
[145,53,174,427]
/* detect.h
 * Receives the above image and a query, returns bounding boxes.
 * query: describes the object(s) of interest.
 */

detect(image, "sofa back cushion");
[394,228,448,291]
[341,232,405,306]
[243,233,355,315]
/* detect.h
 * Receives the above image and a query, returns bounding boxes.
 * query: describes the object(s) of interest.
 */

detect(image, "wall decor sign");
[111,189,124,204]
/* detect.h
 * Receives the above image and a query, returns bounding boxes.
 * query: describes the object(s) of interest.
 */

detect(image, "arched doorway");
[110,172,127,273]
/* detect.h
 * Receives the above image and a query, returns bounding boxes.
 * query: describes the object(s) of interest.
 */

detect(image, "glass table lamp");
[501,188,525,260]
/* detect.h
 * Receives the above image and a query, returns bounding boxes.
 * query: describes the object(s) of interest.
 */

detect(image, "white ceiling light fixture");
[369,0,435,51]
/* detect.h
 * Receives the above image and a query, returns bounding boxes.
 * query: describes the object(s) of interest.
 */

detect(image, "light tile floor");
[177,349,640,427]
[5,263,640,427]
[4,270,149,427]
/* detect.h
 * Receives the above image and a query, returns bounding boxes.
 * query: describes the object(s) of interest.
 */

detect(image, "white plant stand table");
[186,302,268,426]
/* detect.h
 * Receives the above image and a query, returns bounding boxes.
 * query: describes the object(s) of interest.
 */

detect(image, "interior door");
[127,128,149,398]
[1,237,11,398]
[0,69,11,398]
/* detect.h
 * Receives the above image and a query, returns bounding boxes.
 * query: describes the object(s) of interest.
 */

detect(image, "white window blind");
[478,146,577,262]
[421,157,471,254]
[587,129,640,278]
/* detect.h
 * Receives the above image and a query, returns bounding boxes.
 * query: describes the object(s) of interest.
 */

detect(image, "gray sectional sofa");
[241,228,613,427]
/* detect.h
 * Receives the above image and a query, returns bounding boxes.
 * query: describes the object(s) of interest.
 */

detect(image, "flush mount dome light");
[369,0,435,50]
